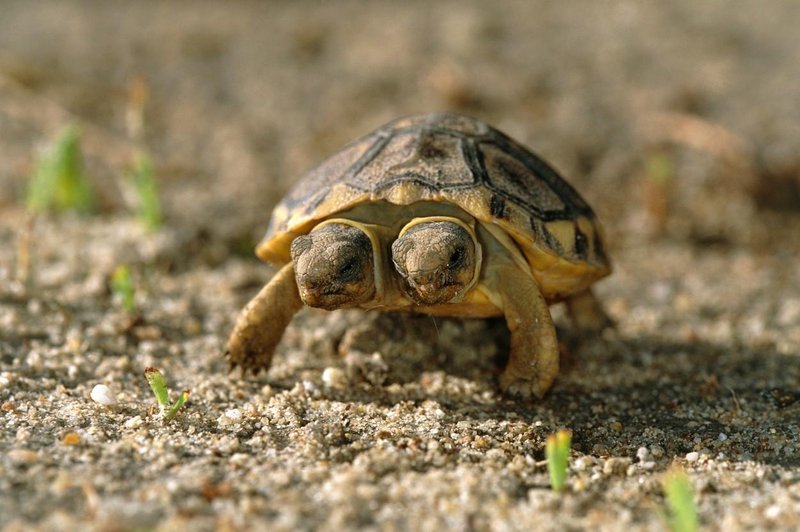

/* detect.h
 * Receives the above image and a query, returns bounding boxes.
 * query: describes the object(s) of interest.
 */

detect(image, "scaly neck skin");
[471,222,530,311]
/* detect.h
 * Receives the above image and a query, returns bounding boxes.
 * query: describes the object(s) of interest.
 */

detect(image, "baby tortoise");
[227,112,612,398]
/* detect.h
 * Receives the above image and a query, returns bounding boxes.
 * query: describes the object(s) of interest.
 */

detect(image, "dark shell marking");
[265,113,608,268]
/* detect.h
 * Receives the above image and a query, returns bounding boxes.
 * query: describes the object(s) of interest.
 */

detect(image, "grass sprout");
[128,151,162,231]
[545,429,571,492]
[144,367,190,421]
[110,265,136,314]
[27,125,94,214]
[662,468,699,532]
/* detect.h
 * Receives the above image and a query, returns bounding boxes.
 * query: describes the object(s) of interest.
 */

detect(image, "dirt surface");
[2,1,800,530]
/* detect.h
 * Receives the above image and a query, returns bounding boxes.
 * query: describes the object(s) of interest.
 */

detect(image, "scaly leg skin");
[490,264,559,399]
[225,262,304,373]
[565,288,614,332]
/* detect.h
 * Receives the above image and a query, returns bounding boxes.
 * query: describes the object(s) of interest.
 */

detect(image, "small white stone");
[124,416,144,429]
[218,408,242,427]
[718,433,728,441]
[230,453,250,467]
[685,451,700,462]
[216,435,240,454]
[765,505,781,519]
[8,449,39,464]
[574,456,595,471]
[636,447,649,462]
[321,367,347,389]
[15,428,32,443]
[486,448,506,461]
[90,384,117,405]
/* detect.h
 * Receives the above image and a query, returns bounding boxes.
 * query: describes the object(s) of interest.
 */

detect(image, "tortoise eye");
[449,247,465,266]
[337,259,359,280]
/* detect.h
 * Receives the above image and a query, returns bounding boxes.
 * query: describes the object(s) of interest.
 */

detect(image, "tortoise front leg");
[225,263,304,373]
[489,264,559,399]
[565,288,613,332]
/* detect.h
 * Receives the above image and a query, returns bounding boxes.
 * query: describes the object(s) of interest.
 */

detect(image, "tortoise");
[226,112,612,398]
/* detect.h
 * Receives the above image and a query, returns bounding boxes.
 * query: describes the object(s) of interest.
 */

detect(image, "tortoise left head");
[290,222,376,310]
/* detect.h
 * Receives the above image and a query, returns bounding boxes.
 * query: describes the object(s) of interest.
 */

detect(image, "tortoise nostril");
[409,270,436,286]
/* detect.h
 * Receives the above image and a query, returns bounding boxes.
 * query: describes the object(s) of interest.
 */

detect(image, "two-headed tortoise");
[226,112,612,398]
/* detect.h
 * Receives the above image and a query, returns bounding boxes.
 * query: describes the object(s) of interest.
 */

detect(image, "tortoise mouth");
[403,275,464,305]
[297,273,377,309]
[300,287,374,310]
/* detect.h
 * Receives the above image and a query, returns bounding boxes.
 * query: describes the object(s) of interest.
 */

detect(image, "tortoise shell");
[258,113,611,299]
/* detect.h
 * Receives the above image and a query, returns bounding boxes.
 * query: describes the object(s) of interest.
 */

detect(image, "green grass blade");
[144,367,171,410]
[165,390,190,420]
[27,154,58,213]
[663,468,699,532]
[129,152,162,231]
[110,265,136,314]
[545,429,571,492]
[27,125,94,214]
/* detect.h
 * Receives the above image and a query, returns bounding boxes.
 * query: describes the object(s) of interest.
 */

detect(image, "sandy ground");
[1,1,799,530]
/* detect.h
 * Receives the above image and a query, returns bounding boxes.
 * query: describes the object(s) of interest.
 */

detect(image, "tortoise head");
[290,221,376,310]
[391,217,480,305]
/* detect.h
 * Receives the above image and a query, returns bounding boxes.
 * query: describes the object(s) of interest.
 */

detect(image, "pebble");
[321,367,348,389]
[650,445,665,459]
[8,449,39,464]
[90,384,117,405]
[62,432,81,445]
[16,428,31,443]
[636,447,649,462]
[124,416,144,429]
[686,452,700,463]
[216,435,241,454]
[218,409,243,427]
[574,456,595,471]
[603,457,632,476]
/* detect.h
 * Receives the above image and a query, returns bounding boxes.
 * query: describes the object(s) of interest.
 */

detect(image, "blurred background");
[2,0,798,259]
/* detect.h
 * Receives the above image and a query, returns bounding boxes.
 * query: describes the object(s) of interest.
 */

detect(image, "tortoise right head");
[290,222,376,310]
[391,218,479,305]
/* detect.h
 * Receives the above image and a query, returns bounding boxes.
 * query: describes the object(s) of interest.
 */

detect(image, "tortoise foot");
[499,370,550,400]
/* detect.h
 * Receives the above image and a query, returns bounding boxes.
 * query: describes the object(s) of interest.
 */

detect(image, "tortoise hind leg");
[565,288,614,332]
[225,263,304,373]
[487,263,559,399]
